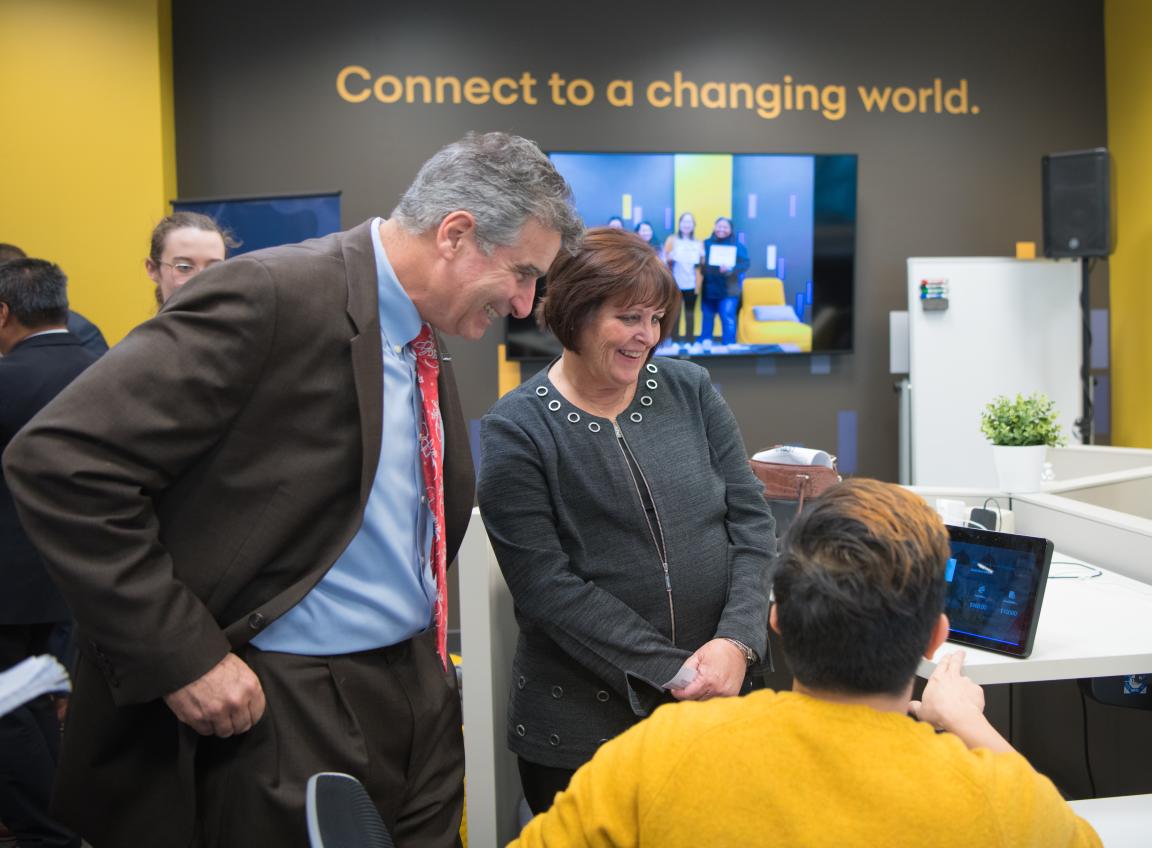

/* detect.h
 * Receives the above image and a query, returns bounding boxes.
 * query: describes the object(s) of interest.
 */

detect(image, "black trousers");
[0,623,80,848]
[195,631,464,847]
[518,758,576,816]
[675,291,698,341]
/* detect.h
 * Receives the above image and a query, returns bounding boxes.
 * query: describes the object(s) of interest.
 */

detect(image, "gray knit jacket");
[478,356,775,769]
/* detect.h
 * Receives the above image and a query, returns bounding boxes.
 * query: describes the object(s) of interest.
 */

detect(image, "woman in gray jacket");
[478,227,775,814]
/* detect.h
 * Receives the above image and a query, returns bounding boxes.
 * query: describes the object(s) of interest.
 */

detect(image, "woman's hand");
[670,639,746,701]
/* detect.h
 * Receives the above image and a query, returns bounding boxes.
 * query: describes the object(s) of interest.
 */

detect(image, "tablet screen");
[943,526,1054,658]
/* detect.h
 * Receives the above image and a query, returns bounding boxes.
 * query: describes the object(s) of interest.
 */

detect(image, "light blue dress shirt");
[252,219,437,654]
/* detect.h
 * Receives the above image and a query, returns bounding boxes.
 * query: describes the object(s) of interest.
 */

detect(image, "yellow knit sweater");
[510,689,1100,847]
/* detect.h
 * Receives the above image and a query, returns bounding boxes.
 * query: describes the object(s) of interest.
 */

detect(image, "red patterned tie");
[412,323,449,671]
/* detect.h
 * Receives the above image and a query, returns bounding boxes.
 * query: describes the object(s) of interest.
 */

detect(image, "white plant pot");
[991,444,1047,493]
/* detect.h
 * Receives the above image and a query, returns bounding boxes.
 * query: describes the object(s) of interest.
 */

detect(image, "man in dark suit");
[0,243,108,357]
[3,132,582,847]
[0,258,97,848]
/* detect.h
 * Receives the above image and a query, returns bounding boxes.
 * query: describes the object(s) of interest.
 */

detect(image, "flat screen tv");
[172,191,342,256]
[505,152,857,360]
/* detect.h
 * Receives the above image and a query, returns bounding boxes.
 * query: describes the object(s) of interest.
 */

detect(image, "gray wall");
[172,0,1107,479]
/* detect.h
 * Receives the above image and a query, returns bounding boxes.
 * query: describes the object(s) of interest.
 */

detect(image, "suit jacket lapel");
[341,220,384,506]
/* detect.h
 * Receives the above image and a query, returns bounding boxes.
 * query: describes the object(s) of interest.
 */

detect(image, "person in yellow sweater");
[510,478,1101,847]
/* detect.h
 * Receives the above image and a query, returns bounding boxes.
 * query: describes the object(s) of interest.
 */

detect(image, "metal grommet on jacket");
[548,733,561,746]
[517,675,526,690]
[516,724,526,737]
[551,685,563,699]
[596,690,610,702]
[247,612,265,631]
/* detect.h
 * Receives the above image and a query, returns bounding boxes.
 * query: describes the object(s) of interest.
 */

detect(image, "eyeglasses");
[158,260,216,276]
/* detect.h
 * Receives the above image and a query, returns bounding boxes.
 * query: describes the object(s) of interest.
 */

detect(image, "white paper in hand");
[707,244,737,268]
[663,663,698,690]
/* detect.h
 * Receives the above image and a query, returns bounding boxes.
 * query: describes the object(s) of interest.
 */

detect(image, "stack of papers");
[0,655,71,717]
[752,445,836,468]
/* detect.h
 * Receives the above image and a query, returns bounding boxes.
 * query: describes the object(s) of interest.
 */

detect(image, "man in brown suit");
[2,132,582,847]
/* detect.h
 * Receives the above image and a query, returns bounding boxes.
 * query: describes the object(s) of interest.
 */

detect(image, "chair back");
[306,772,395,848]
[743,277,785,305]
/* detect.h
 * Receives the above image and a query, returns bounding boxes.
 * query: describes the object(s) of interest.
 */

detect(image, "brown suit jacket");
[2,220,475,845]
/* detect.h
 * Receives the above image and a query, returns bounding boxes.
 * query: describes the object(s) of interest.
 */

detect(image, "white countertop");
[1068,794,1152,847]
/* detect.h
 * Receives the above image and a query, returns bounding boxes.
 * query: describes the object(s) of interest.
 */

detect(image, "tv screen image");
[172,191,342,257]
[505,152,857,360]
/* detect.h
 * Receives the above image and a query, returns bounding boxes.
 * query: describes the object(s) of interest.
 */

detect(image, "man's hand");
[910,650,984,728]
[671,639,746,701]
[163,652,266,737]
[909,650,1012,753]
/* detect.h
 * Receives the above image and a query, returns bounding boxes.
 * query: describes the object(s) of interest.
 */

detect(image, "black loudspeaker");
[1042,148,1111,258]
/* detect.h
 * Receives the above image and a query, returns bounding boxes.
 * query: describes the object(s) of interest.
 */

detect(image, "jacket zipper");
[612,418,676,643]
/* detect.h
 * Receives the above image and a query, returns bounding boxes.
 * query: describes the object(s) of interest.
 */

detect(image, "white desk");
[1068,794,1152,847]
[918,556,1152,685]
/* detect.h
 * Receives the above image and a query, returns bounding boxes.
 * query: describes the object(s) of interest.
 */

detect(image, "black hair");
[773,478,949,696]
[0,258,68,328]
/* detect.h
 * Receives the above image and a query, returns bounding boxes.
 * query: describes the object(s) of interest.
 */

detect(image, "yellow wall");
[1105,0,1152,447]
[673,154,733,240]
[0,0,175,344]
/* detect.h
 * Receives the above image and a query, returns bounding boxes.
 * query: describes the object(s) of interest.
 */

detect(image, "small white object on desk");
[934,498,968,527]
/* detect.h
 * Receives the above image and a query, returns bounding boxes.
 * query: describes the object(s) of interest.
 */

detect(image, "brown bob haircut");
[538,227,680,354]
[773,478,951,696]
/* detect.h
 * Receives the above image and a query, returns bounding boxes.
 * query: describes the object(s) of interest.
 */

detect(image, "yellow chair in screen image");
[737,277,813,352]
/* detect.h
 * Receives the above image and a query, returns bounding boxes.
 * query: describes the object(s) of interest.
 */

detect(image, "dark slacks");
[195,631,463,848]
[697,295,739,344]
[674,291,698,341]
[0,623,80,848]
[518,758,576,816]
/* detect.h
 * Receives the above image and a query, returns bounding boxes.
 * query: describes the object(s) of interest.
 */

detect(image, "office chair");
[736,277,813,350]
[1078,675,1152,710]
[306,772,395,848]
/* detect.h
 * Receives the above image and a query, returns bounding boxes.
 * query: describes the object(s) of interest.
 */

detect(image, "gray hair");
[392,131,583,255]
[0,258,68,328]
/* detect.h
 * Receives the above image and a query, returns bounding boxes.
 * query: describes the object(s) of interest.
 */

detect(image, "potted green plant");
[980,393,1066,492]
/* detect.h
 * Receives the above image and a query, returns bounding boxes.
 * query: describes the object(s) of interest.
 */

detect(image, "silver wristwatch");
[724,638,758,666]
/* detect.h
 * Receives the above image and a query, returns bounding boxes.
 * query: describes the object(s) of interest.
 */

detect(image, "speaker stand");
[1075,258,1095,445]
